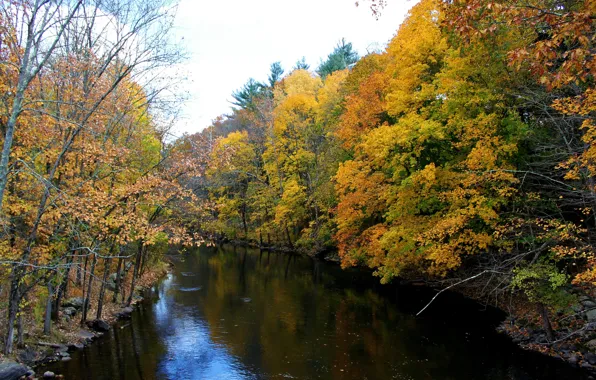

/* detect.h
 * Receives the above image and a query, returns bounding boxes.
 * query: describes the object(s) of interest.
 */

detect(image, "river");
[40,245,588,379]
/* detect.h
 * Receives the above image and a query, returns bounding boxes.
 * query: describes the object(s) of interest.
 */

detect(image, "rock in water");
[115,306,134,320]
[0,361,34,380]
[43,371,55,378]
[78,329,95,343]
[88,319,110,332]
[68,343,84,351]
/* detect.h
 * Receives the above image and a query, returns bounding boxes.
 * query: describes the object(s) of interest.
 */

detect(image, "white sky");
[171,0,416,136]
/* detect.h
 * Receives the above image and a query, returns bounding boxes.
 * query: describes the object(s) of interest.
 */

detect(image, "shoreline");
[0,261,172,379]
[10,243,595,378]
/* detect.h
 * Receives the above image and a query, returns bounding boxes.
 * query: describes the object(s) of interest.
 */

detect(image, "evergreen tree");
[317,38,358,78]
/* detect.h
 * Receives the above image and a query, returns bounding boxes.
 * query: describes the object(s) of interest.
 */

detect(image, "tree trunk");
[81,254,97,324]
[127,242,144,307]
[140,246,147,276]
[285,226,294,249]
[44,283,53,335]
[113,257,123,303]
[4,269,21,354]
[538,302,555,341]
[76,254,82,286]
[96,257,111,320]
[53,254,74,320]
[241,204,248,238]
[16,312,23,348]
[81,254,89,292]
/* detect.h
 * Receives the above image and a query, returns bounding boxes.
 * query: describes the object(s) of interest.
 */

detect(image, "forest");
[0,0,594,366]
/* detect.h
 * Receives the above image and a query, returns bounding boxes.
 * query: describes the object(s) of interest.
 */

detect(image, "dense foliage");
[0,0,203,355]
[190,0,596,337]
[0,0,594,355]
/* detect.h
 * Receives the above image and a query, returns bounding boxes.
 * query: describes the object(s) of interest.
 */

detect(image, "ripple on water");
[179,286,202,292]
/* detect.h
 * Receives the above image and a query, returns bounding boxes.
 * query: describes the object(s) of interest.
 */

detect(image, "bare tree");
[1,0,185,354]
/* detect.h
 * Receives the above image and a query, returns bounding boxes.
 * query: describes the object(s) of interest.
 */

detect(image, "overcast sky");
[170,0,415,136]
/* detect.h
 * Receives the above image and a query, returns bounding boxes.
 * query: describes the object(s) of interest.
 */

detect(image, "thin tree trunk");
[96,257,111,320]
[113,257,123,303]
[53,254,74,320]
[44,283,53,335]
[139,247,147,276]
[81,254,97,324]
[538,302,554,341]
[81,254,89,291]
[127,242,144,307]
[241,203,248,238]
[16,312,23,348]
[76,253,82,286]
[4,270,21,354]
[285,226,294,249]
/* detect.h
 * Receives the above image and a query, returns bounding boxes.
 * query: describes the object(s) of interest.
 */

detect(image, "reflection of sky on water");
[153,273,255,380]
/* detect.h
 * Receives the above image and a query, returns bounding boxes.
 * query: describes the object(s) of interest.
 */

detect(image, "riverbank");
[496,289,596,375]
[0,260,171,379]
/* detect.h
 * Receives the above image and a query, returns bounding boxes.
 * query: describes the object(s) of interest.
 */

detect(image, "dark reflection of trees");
[284,253,292,279]
[40,245,591,380]
[239,247,247,293]
[130,318,144,379]
[193,245,587,380]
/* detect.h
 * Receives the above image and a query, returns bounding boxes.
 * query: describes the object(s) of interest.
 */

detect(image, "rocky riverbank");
[497,290,596,377]
[0,262,170,380]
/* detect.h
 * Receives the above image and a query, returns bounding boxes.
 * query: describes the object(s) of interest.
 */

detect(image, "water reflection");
[41,245,589,379]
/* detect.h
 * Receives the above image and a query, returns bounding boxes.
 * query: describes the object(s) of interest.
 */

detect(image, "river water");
[40,245,588,379]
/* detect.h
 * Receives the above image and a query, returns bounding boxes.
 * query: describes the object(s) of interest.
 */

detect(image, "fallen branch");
[416,270,505,316]
[36,342,63,348]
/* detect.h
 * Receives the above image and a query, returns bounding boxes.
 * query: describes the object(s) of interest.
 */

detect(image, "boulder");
[572,304,584,313]
[61,297,84,310]
[62,307,77,317]
[43,371,55,378]
[78,329,95,343]
[87,319,110,332]
[114,307,133,320]
[54,344,68,353]
[0,361,34,380]
[18,347,38,364]
[587,309,596,322]
[106,279,117,292]
[68,343,84,351]
[586,352,596,365]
